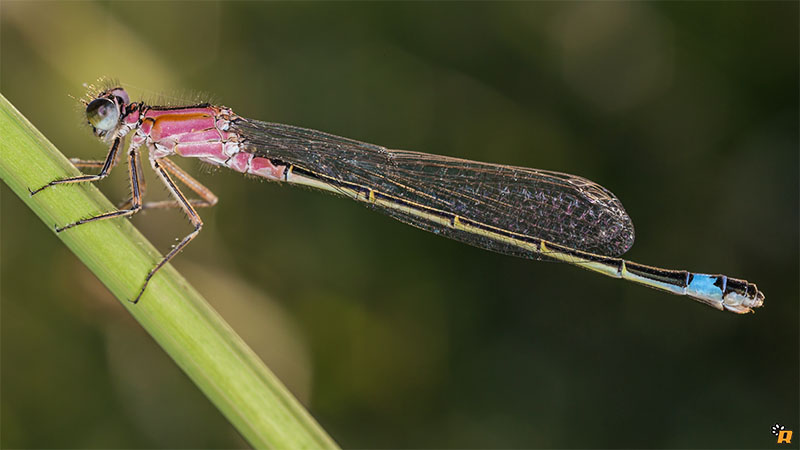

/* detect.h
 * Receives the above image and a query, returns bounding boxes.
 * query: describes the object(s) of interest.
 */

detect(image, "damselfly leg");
[50,140,144,233]
[31,137,218,303]
[137,158,218,211]
[126,157,211,303]
[29,137,122,196]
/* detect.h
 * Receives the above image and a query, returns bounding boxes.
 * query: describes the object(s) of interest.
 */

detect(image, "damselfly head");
[85,87,129,140]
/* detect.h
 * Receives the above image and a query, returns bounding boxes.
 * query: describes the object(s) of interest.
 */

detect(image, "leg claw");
[29,185,47,196]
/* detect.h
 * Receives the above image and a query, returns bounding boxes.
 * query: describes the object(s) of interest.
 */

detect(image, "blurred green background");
[2,1,797,448]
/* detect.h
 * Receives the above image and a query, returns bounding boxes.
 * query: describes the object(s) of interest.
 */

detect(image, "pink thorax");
[135,105,285,181]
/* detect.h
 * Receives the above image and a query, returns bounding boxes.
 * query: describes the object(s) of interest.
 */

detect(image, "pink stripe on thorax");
[149,116,216,141]
[177,142,227,161]
[178,129,223,144]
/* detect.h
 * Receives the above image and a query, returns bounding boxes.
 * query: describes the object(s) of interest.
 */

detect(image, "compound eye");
[86,98,119,132]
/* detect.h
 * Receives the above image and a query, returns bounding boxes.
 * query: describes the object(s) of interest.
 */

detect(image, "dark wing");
[233,118,635,259]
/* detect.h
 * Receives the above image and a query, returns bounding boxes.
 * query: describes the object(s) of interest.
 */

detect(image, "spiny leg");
[116,151,149,209]
[70,159,106,169]
[149,158,218,208]
[68,153,145,209]
[30,137,122,196]
[120,157,218,211]
[70,155,150,209]
[55,143,143,232]
[133,157,207,304]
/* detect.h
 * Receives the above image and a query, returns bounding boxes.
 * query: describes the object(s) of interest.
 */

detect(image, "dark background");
[2,2,797,448]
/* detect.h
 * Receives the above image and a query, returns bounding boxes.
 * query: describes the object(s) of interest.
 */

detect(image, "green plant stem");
[0,93,338,449]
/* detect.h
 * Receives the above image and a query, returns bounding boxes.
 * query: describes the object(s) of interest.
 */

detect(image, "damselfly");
[30,84,764,313]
